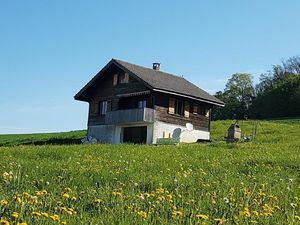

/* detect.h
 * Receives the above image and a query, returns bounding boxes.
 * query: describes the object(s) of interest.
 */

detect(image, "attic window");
[113,73,129,85]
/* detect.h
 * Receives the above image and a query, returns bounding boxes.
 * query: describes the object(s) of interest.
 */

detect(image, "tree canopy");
[213,56,300,120]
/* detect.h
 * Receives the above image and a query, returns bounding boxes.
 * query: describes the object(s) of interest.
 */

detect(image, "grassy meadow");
[0,120,300,224]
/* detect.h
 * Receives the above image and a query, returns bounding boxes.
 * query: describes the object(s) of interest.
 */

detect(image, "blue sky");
[1,0,299,134]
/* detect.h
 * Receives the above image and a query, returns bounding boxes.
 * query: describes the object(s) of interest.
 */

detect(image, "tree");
[250,56,300,119]
[212,73,254,120]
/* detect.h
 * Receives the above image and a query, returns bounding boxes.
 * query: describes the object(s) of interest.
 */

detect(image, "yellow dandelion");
[0,200,8,205]
[94,198,102,204]
[17,223,27,225]
[15,196,22,205]
[50,214,60,222]
[252,211,259,216]
[239,207,251,217]
[196,214,209,220]
[62,193,70,198]
[295,215,300,221]
[41,212,49,217]
[32,212,41,217]
[172,210,183,218]
[137,211,148,219]
[0,219,10,225]
[11,212,19,219]
[112,191,122,196]
[214,218,225,224]
[61,221,67,225]
[64,188,72,192]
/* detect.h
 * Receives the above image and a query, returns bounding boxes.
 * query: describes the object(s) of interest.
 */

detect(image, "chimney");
[152,62,160,71]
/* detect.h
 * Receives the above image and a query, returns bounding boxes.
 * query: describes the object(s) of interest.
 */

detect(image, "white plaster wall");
[153,121,210,144]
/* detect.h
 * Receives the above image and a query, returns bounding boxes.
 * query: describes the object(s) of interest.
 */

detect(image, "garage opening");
[123,126,147,144]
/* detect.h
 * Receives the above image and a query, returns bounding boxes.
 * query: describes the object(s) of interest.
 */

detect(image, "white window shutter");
[169,98,175,114]
[184,102,190,117]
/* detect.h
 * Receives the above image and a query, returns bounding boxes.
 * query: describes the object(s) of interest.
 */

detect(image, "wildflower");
[61,221,67,225]
[11,212,19,219]
[239,207,251,217]
[214,218,225,224]
[63,193,70,198]
[156,187,164,193]
[0,200,8,205]
[157,196,165,201]
[262,204,273,216]
[172,210,183,218]
[94,198,102,204]
[41,212,49,217]
[32,212,41,217]
[195,214,209,220]
[14,196,22,205]
[50,214,60,222]
[250,220,258,224]
[64,188,72,192]
[17,223,27,225]
[252,211,259,216]
[0,219,10,225]
[295,215,300,221]
[223,197,229,204]
[112,191,122,197]
[137,211,148,219]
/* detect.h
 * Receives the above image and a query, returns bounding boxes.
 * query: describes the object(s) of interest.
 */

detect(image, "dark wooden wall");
[154,93,211,131]
[86,64,150,126]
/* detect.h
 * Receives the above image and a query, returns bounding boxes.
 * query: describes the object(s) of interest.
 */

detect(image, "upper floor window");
[113,73,129,85]
[193,103,209,117]
[168,98,189,117]
[100,101,108,115]
[138,100,147,108]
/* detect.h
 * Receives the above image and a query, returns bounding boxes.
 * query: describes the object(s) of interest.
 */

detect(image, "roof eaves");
[152,88,225,106]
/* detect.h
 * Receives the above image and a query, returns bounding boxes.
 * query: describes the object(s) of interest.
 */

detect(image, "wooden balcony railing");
[105,108,154,125]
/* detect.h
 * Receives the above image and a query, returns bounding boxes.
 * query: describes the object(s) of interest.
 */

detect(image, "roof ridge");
[112,58,186,80]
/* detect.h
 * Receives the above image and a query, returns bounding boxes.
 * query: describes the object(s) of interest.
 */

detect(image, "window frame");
[138,100,147,109]
[99,100,108,116]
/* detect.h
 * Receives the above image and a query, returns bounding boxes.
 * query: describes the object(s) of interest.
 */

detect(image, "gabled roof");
[75,59,224,106]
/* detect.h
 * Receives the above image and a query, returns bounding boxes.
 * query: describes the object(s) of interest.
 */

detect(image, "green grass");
[0,130,86,147]
[0,120,300,224]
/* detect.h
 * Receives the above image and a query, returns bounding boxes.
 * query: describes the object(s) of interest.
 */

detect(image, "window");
[194,103,210,117]
[99,101,108,115]
[138,100,147,108]
[193,103,198,114]
[168,98,189,117]
[113,73,129,85]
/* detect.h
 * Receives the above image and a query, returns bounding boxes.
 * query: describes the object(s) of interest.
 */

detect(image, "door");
[123,126,147,144]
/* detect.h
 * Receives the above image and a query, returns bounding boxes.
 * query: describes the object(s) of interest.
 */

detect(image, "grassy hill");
[0,130,86,147]
[0,120,299,224]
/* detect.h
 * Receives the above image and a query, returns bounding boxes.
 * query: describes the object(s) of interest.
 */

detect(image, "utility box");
[227,123,241,142]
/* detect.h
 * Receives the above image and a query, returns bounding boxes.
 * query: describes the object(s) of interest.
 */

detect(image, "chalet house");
[74,59,224,144]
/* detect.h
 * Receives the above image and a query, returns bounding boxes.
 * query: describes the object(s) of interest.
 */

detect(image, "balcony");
[105,108,155,125]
